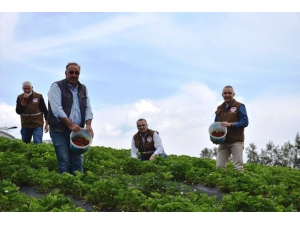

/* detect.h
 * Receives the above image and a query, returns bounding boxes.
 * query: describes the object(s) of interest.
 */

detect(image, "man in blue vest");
[48,62,94,175]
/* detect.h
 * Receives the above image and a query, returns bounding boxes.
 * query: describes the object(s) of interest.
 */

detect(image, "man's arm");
[150,132,164,160]
[85,119,94,138]
[16,96,25,114]
[232,104,249,129]
[214,114,218,122]
[39,95,49,133]
[84,88,94,138]
[48,83,67,119]
[48,83,80,132]
[39,95,48,119]
[131,138,138,159]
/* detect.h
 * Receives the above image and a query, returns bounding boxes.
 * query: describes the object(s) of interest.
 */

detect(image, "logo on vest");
[147,137,152,142]
[32,98,38,103]
[230,107,236,112]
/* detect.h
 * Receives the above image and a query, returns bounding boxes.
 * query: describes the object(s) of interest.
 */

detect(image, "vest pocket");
[62,94,72,106]
[79,93,87,107]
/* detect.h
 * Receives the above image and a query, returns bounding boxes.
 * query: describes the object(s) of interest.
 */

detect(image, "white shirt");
[131,131,164,158]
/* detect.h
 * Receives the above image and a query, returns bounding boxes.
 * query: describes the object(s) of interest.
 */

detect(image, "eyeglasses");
[137,124,146,128]
[67,70,80,75]
[223,92,232,94]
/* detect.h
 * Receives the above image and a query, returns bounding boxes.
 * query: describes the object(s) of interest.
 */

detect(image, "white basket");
[208,122,227,144]
[70,128,93,154]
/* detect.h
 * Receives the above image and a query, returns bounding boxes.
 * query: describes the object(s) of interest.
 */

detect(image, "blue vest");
[48,79,87,132]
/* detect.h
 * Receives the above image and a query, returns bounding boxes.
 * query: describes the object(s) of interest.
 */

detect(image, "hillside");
[0,136,299,212]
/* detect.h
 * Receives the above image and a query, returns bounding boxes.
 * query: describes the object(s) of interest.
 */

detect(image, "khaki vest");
[133,129,158,157]
[18,92,44,128]
[215,99,245,143]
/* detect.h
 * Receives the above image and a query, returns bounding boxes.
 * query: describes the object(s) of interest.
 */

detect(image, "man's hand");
[68,123,81,132]
[21,93,30,106]
[85,124,94,138]
[44,124,49,133]
[150,154,157,161]
[221,121,232,127]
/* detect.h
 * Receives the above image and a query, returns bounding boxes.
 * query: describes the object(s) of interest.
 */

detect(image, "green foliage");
[1,136,300,212]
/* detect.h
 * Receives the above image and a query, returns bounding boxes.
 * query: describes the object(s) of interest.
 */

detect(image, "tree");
[200,147,213,159]
[259,141,279,166]
[200,147,218,159]
[273,141,292,167]
[293,133,300,169]
[245,143,260,164]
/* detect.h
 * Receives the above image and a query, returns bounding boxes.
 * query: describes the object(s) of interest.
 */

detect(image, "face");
[222,87,235,104]
[137,120,148,133]
[65,64,80,87]
[23,85,33,94]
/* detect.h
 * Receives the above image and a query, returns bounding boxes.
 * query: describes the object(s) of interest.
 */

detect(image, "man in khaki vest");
[214,85,249,172]
[16,81,49,144]
[131,118,167,161]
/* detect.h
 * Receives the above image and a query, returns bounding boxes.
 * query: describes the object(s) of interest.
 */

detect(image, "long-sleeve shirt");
[214,103,249,129]
[47,82,93,125]
[131,132,164,158]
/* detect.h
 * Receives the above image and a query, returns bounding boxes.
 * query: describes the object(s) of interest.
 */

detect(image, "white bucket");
[208,122,227,144]
[70,128,93,154]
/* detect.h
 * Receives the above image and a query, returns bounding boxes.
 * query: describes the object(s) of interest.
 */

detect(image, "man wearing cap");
[16,81,49,144]
[131,118,167,161]
[214,85,249,172]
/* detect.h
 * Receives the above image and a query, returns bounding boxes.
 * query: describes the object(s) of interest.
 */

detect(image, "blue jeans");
[20,126,43,144]
[50,129,83,175]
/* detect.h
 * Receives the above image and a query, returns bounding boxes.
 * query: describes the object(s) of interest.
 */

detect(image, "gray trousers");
[216,142,244,172]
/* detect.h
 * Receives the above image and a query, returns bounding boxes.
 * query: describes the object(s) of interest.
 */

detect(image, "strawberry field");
[1,136,300,212]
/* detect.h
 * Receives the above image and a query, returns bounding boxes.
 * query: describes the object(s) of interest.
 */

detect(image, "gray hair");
[136,118,147,125]
[66,62,81,71]
[223,85,234,92]
[22,81,32,88]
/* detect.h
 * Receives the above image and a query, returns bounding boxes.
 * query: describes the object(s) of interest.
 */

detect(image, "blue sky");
[1,5,300,158]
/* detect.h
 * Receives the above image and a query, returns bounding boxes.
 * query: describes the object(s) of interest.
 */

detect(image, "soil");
[19,183,223,212]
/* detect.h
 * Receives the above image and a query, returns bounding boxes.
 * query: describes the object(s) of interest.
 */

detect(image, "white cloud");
[1,12,299,160]
[246,95,300,151]
[1,82,300,158]
[0,101,52,141]
[0,13,161,61]
[90,82,235,156]
[87,82,300,157]
[104,123,122,137]
[0,102,21,138]
[0,13,20,61]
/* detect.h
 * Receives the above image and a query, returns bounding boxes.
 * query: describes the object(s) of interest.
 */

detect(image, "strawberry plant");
[1,136,300,212]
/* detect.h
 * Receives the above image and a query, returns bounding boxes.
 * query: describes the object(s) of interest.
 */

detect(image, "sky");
[1,2,300,160]
[1,1,300,223]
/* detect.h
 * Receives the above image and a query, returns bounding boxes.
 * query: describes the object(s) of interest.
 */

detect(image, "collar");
[67,82,78,90]
[224,99,234,108]
[139,130,148,137]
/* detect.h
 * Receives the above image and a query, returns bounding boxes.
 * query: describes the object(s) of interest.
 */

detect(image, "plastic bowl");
[70,128,93,154]
[208,122,227,144]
